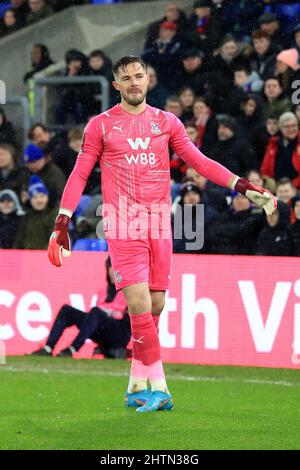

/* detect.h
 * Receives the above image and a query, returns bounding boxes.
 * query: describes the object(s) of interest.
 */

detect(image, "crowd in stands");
[1,0,300,256]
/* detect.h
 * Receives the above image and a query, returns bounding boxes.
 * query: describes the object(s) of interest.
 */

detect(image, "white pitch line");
[1,366,299,388]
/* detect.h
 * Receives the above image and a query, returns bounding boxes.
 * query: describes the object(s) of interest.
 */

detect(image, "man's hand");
[48,214,71,267]
[234,177,277,216]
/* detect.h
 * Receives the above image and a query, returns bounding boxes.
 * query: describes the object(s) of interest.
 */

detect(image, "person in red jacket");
[261,111,300,188]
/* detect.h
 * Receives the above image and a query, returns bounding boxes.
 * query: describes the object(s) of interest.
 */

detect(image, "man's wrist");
[59,208,73,218]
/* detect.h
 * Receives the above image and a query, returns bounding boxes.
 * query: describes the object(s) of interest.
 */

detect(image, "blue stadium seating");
[73,238,108,252]
[73,195,92,218]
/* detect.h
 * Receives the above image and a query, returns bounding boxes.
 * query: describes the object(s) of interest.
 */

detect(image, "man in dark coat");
[255,200,294,256]
[289,196,300,256]
[0,189,24,249]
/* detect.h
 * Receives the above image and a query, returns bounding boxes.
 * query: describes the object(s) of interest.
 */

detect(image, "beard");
[121,89,147,106]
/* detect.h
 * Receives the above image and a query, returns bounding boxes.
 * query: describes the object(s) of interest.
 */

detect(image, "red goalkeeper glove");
[234,177,277,216]
[48,214,71,267]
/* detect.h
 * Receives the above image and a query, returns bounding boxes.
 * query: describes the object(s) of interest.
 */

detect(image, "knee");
[127,296,151,314]
[151,297,165,316]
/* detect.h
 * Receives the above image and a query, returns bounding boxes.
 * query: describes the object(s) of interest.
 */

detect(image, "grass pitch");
[0,356,299,450]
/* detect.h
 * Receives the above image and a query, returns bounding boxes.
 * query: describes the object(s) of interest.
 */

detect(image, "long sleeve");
[169,113,235,188]
[60,116,103,213]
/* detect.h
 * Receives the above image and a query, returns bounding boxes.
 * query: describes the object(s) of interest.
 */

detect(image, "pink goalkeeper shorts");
[106,234,172,291]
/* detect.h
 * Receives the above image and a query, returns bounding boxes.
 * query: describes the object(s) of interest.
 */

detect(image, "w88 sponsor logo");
[125,137,156,165]
[124,152,156,165]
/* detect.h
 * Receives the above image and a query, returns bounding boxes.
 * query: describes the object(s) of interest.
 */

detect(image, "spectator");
[55,49,90,125]
[73,194,102,242]
[206,192,264,255]
[11,0,30,27]
[164,95,183,119]
[88,49,115,113]
[262,76,291,119]
[0,189,24,249]
[275,177,297,206]
[186,166,229,213]
[177,49,208,96]
[209,34,250,112]
[23,44,54,83]
[234,63,264,93]
[236,94,265,157]
[146,65,168,110]
[250,30,279,80]
[142,21,183,93]
[28,122,69,172]
[66,127,101,194]
[261,112,300,188]
[14,175,56,250]
[0,108,16,146]
[26,0,53,26]
[257,114,280,161]
[170,124,197,183]
[192,97,216,149]
[255,200,294,256]
[0,144,26,198]
[257,12,285,48]
[208,116,259,175]
[247,169,276,194]
[30,256,131,359]
[0,8,21,38]
[289,196,300,256]
[144,2,188,50]
[275,48,300,97]
[293,23,300,61]
[23,143,66,207]
[188,0,223,54]
[179,86,195,123]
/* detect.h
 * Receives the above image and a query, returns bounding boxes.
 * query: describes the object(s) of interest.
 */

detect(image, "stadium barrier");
[0,249,299,369]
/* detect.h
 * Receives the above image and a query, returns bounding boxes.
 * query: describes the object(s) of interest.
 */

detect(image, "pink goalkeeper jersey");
[61,104,235,231]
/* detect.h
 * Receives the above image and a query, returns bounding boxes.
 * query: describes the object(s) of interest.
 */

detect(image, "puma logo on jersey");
[127,137,151,150]
[113,126,122,132]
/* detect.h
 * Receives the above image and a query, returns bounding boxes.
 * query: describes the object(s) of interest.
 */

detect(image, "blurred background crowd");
[0,0,300,256]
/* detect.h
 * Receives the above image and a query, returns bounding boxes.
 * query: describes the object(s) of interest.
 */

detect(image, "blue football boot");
[124,389,151,408]
[136,390,173,412]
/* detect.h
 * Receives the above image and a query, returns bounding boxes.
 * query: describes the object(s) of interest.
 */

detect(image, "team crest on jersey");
[114,271,122,283]
[151,122,161,135]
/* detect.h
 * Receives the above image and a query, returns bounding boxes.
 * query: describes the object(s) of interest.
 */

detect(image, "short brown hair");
[68,127,83,141]
[252,29,271,41]
[112,55,146,77]
[276,177,295,188]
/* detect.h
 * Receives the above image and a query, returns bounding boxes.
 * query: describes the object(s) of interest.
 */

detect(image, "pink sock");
[152,314,160,332]
[129,312,161,365]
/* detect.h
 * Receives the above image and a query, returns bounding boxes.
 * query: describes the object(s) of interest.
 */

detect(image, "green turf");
[0,356,300,450]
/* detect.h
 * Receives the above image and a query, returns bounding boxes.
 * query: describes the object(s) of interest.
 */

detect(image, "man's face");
[186,126,198,143]
[294,200,300,220]
[261,21,279,36]
[295,31,300,48]
[248,171,263,187]
[280,120,299,140]
[276,183,296,203]
[0,199,15,215]
[266,118,279,135]
[32,126,50,145]
[232,195,250,212]
[193,100,208,117]
[218,124,234,141]
[267,209,279,227]
[30,193,48,211]
[195,7,211,18]
[69,138,82,154]
[222,40,238,59]
[113,62,149,106]
[165,100,182,117]
[26,157,46,173]
[264,79,281,99]
[159,27,176,42]
[0,149,13,169]
[4,11,16,27]
[253,37,270,55]
[183,190,201,205]
[89,56,103,71]
[29,0,45,13]
[165,3,179,22]
[183,56,202,72]
[234,70,248,87]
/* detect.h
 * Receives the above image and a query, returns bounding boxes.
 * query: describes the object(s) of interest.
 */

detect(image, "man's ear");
[112,80,120,91]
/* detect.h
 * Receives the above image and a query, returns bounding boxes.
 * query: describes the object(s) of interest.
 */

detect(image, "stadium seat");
[92,0,122,4]
[73,238,108,252]
[0,3,10,18]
